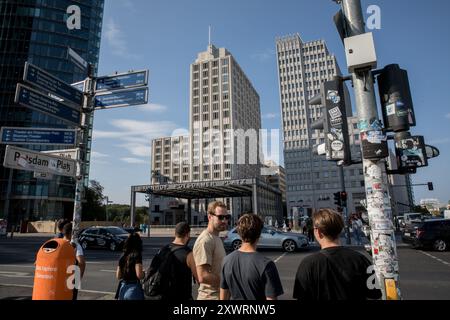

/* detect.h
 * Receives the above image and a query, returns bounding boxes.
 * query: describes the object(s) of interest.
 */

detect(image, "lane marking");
[99,270,116,273]
[0,271,33,278]
[420,251,450,267]
[0,283,114,295]
[274,253,287,263]
[0,265,34,269]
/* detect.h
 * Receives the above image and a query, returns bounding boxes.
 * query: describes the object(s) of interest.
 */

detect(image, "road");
[0,235,449,300]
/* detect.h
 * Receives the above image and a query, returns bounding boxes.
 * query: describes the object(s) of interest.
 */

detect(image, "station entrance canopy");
[130,178,283,226]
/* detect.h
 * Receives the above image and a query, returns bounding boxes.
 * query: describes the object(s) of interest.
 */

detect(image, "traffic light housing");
[310,76,351,163]
[340,191,347,203]
[377,64,416,132]
[333,192,342,207]
[428,182,434,191]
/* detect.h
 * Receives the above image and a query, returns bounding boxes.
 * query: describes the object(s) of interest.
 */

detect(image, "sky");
[90,0,450,207]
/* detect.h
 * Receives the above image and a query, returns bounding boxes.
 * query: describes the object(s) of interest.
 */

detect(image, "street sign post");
[3,145,77,178]
[23,62,83,106]
[0,127,76,146]
[15,84,81,126]
[67,47,88,73]
[95,70,148,92]
[94,87,148,110]
[71,80,85,92]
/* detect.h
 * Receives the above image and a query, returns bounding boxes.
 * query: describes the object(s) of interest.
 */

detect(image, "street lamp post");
[105,196,113,222]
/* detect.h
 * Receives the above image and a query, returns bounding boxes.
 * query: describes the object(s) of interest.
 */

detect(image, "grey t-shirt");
[220,251,284,300]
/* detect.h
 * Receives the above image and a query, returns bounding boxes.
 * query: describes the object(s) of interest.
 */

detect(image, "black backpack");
[143,245,184,300]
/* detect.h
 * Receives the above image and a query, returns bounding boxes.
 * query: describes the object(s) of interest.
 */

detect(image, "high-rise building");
[150,44,276,224]
[0,0,104,226]
[276,34,366,216]
[190,44,262,182]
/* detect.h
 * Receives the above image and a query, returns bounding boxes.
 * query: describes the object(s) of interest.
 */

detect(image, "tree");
[82,180,106,221]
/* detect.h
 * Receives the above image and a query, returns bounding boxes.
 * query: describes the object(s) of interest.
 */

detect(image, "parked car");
[223,226,309,253]
[123,227,142,234]
[78,226,130,251]
[409,219,450,252]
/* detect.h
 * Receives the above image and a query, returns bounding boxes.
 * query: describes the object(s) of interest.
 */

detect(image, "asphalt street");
[0,235,449,300]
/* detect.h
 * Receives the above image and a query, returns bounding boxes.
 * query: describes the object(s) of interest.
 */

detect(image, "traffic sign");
[33,172,53,180]
[42,148,79,160]
[96,70,148,92]
[3,145,77,178]
[23,62,83,106]
[71,80,85,92]
[94,87,148,110]
[67,47,88,72]
[0,127,76,146]
[15,84,81,126]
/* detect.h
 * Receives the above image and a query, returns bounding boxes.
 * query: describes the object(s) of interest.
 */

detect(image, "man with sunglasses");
[193,201,229,300]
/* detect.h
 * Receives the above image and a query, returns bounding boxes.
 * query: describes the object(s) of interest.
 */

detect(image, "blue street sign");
[94,87,148,110]
[15,84,81,126]
[67,47,88,73]
[0,127,76,146]
[71,80,85,92]
[23,62,84,106]
[95,70,148,92]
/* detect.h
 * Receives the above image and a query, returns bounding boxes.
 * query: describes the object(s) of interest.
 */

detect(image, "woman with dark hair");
[116,233,145,300]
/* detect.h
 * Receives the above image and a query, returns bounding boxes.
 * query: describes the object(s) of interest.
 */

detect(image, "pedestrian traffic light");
[340,191,347,202]
[333,192,342,207]
[310,76,351,164]
[428,182,434,191]
[377,64,416,132]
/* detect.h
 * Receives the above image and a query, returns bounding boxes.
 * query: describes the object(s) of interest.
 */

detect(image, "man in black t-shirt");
[293,208,382,301]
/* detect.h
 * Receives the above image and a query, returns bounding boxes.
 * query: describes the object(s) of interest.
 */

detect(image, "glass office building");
[0,0,104,227]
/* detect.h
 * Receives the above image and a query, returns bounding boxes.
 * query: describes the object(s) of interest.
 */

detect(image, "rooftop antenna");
[208,25,211,46]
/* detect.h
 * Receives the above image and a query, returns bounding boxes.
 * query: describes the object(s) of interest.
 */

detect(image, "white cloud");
[91,151,109,159]
[93,119,180,160]
[262,113,278,119]
[121,158,147,164]
[135,103,167,113]
[104,18,140,59]
[251,49,276,62]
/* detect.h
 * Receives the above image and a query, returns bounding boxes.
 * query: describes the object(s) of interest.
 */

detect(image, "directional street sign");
[71,80,85,92]
[23,62,84,106]
[67,47,88,73]
[15,84,81,126]
[94,87,148,110]
[3,145,77,178]
[95,70,149,92]
[0,127,76,146]
[42,148,79,160]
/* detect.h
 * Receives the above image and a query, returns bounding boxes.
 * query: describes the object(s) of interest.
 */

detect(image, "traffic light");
[428,182,434,191]
[310,76,351,164]
[333,192,342,207]
[340,191,347,203]
[377,64,416,132]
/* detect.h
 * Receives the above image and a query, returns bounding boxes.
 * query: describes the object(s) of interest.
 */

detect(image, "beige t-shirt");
[193,229,226,300]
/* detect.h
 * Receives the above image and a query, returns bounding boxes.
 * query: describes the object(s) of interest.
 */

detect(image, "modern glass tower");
[0,0,104,227]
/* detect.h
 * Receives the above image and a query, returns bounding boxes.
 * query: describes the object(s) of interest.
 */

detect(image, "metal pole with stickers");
[334,0,399,300]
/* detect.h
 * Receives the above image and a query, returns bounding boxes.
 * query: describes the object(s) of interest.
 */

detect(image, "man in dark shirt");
[220,213,284,300]
[293,208,382,301]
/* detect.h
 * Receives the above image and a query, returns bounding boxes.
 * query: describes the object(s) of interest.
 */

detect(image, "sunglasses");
[210,213,231,221]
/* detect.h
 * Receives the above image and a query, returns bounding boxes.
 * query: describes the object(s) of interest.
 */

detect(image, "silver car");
[223,226,309,253]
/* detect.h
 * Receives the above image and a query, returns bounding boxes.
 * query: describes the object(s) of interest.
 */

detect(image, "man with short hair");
[148,222,198,300]
[293,208,382,301]
[193,201,229,300]
[56,218,69,238]
[220,213,284,300]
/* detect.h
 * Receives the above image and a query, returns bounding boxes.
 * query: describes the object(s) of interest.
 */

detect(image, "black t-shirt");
[293,246,382,301]
[119,252,143,281]
[166,243,193,300]
[221,251,284,300]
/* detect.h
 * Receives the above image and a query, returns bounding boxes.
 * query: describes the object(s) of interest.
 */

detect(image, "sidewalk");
[0,284,115,300]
